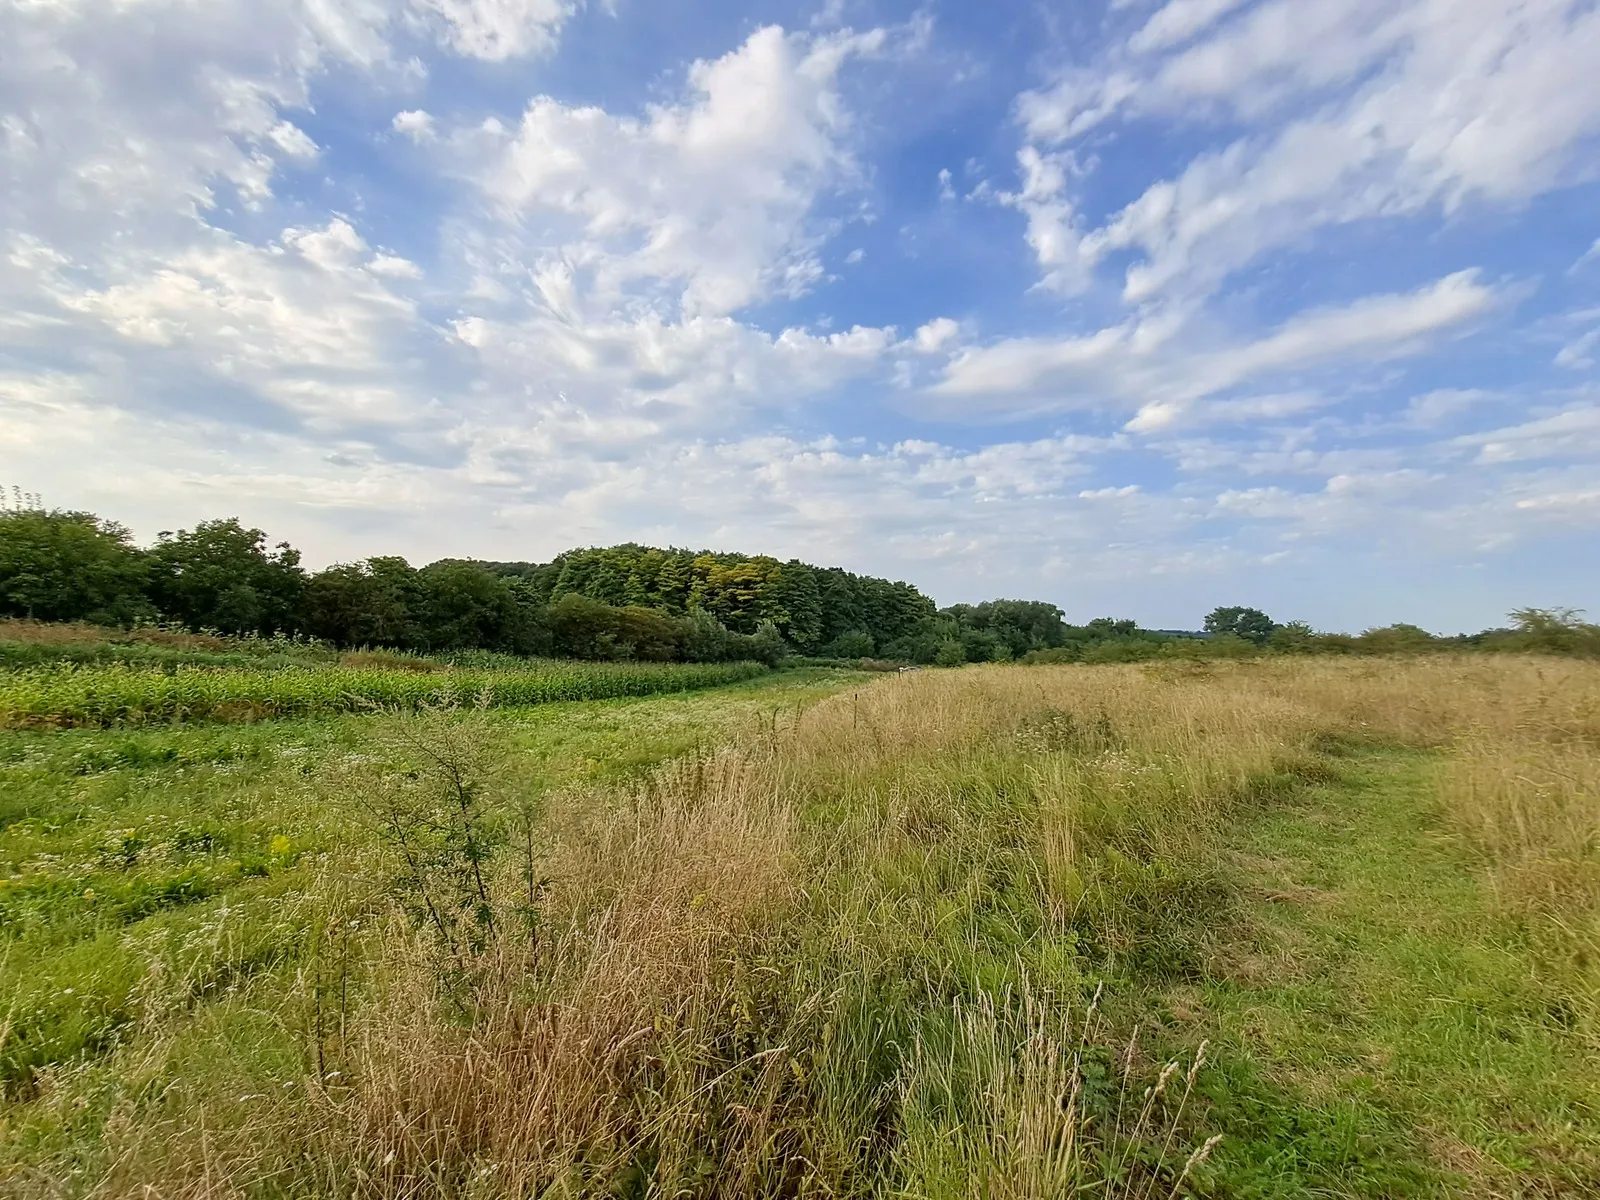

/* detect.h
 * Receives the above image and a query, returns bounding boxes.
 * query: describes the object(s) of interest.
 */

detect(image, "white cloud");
[0,0,402,247]
[1555,323,1600,371]
[285,218,369,270]
[34,220,438,429]
[368,252,425,279]
[1403,388,1498,429]
[471,23,893,318]
[996,146,1093,294]
[392,109,437,139]
[1014,0,1600,304]
[1456,403,1600,465]
[1514,487,1600,517]
[913,317,960,354]
[1127,0,1252,55]
[409,0,576,61]
[267,120,320,159]
[930,269,1499,420]
[1079,484,1141,499]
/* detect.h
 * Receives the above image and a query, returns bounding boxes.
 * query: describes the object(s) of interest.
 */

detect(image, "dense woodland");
[2,498,1596,663]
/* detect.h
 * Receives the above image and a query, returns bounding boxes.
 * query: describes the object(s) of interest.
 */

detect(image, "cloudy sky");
[3,0,1598,631]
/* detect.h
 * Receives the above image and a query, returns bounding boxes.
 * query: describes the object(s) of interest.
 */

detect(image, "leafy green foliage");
[147,519,305,637]
[0,507,152,625]
[1204,605,1278,645]
[5,499,1599,671]
[0,660,768,728]
[488,544,934,653]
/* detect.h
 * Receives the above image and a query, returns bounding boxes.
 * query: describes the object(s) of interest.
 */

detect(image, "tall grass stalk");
[6,656,1597,1196]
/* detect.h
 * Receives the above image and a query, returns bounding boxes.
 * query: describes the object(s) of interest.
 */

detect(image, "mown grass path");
[1166,749,1600,1197]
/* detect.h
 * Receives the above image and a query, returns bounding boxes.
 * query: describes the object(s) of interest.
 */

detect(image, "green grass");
[0,669,860,1094]
[1157,749,1600,1197]
[0,658,769,728]
[4,658,1597,1196]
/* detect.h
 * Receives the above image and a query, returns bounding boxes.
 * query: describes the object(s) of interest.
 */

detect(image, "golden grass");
[0,617,234,651]
[7,654,1597,1197]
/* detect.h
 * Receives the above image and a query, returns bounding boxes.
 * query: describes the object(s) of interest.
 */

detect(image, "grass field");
[1,653,1596,1197]
[0,659,770,728]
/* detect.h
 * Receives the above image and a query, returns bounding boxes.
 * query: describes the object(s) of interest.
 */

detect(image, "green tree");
[680,607,734,663]
[0,506,152,624]
[763,562,825,651]
[741,618,787,666]
[546,593,624,660]
[414,560,525,652]
[822,629,874,658]
[1497,608,1600,657]
[148,518,304,635]
[1268,620,1319,654]
[301,556,424,648]
[611,605,684,661]
[1354,623,1438,654]
[1203,605,1277,646]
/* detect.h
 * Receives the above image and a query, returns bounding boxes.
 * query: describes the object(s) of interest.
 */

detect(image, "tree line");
[2,497,1594,664]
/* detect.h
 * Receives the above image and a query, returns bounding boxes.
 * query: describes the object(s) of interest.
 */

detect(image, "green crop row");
[0,660,768,728]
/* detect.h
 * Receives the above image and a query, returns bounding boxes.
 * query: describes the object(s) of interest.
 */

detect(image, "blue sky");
[2,0,1597,632]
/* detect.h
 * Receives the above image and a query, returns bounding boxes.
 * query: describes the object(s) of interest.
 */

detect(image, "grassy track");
[2,657,1596,1197]
[1155,748,1600,1196]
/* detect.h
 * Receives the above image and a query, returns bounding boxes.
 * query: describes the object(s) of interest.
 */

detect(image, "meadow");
[1,648,1597,1197]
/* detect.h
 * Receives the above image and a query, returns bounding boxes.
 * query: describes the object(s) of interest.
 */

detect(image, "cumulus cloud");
[928,269,1500,420]
[1,1,1595,630]
[1012,0,1600,304]
[468,23,894,318]
[392,109,437,139]
[410,0,576,61]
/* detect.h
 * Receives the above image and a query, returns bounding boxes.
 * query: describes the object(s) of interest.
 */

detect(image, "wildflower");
[269,834,292,856]
[82,887,96,901]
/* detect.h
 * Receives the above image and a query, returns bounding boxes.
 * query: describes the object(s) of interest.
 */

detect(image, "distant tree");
[148,518,304,635]
[1268,620,1318,654]
[1496,607,1600,657]
[934,637,967,667]
[546,593,628,660]
[414,560,524,652]
[680,607,734,662]
[959,627,1005,663]
[1085,617,1140,639]
[881,631,940,664]
[301,556,424,648]
[822,629,874,658]
[0,506,152,624]
[764,561,825,651]
[742,618,788,667]
[610,605,685,661]
[1203,605,1277,646]
[942,599,1067,658]
[1354,623,1438,654]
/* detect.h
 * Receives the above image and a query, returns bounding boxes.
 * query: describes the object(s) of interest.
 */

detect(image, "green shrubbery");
[0,660,768,729]
[5,498,1597,671]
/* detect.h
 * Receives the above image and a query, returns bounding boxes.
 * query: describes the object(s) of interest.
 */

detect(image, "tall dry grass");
[12,655,1596,1197]
[285,664,1368,1196]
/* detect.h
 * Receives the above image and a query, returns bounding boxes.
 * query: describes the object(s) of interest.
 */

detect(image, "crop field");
[0,660,770,729]
[1,653,1598,1197]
